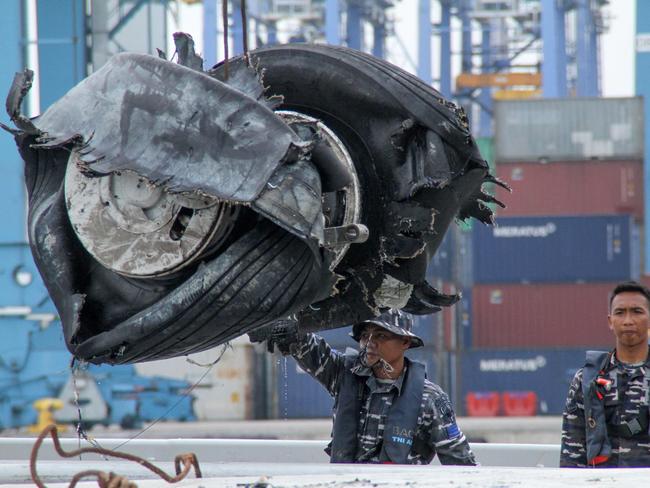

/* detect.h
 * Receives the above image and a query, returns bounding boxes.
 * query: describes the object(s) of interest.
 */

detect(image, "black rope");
[241,0,249,64]
[112,343,230,451]
[222,0,229,79]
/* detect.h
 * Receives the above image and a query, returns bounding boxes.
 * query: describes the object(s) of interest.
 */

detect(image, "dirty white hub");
[64,151,238,278]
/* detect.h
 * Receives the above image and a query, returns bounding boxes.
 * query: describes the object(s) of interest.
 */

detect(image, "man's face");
[608,291,650,349]
[358,324,411,366]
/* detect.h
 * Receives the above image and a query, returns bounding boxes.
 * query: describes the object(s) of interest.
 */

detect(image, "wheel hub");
[276,110,362,269]
[64,152,239,278]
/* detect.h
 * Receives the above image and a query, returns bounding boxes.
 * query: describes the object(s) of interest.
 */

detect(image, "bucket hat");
[351,309,423,348]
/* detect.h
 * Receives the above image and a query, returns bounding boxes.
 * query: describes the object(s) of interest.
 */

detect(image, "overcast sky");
[600,0,635,97]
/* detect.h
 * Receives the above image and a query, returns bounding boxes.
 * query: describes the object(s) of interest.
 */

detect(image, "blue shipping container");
[411,315,437,345]
[316,313,437,348]
[426,227,473,286]
[276,357,334,418]
[319,327,356,348]
[458,348,585,415]
[276,348,440,419]
[405,347,440,385]
[456,229,474,288]
[458,288,472,350]
[427,230,453,282]
[473,215,639,283]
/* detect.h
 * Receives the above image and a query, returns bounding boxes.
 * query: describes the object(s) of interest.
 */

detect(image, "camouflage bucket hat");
[351,310,423,349]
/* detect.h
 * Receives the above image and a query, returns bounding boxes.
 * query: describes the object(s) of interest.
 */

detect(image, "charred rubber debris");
[3,33,508,365]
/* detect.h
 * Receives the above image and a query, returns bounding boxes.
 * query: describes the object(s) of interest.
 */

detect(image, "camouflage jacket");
[560,350,650,467]
[290,333,476,465]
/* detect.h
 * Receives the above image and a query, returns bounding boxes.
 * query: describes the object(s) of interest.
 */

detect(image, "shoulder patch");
[434,394,455,422]
[446,422,460,439]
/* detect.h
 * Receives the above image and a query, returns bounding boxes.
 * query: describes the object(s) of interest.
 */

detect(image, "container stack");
[134,336,258,420]
[272,97,646,419]
[457,97,645,416]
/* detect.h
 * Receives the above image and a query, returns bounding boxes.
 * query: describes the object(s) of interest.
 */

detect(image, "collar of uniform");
[350,359,373,377]
[611,347,650,371]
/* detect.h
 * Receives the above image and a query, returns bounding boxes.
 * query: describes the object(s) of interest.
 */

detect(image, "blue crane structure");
[0,0,195,430]
[202,0,394,66]
[202,1,605,137]
[415,0,607,137]
[636,0,650,274]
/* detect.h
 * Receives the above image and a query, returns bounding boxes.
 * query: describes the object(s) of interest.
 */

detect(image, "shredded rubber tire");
[212,44,498,331]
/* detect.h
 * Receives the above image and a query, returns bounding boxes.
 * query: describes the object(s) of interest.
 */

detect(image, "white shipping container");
[134,336,254,420]
[494,97,644,162]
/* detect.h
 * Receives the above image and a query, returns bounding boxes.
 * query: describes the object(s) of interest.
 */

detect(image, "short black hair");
[609,281,650,311]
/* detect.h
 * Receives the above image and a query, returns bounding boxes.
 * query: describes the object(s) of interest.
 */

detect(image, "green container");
[475,137,500,218]
[476,137,495,172]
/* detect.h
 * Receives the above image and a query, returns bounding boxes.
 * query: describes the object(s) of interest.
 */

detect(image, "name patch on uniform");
[446,422,460,439]
[391,436,414,446]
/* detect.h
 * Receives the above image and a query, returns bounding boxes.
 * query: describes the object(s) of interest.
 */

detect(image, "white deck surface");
[0,437,646,487]
[4,463,650,487]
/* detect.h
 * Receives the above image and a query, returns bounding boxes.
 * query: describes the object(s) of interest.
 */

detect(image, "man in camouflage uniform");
[561,281,650,467]
[266,310,476,465]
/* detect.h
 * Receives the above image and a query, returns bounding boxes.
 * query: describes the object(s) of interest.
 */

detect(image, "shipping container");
[494,97,644,162]
[475,137,495,170]
[408,282,459,350]
[276,356,334,418]
[495,160,644,221]
[471,282,617,348]
[455,228,474,288]
[406,347,435,377]
[275,347,443,419]
[427,230,453,282]
[412,315,437,346]
[640,274,650,290]
[134,337,254,420]
[406,346,442,386]
[458,348,586,415]
[457,288,473,351]
[426,227,473,286]
[473,215,639,283]
[318,326,356,348]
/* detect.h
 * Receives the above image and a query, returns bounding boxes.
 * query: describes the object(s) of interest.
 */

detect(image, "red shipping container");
[465,392,500,416]
[418,281,458,351]
[502,391,538,416]
[442,282,457,351]
[640,274,650,290]
[494,160,643,221]
[472,283,617,348]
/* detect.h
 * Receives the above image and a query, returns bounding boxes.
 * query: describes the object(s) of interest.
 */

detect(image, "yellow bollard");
[28,398,66,433]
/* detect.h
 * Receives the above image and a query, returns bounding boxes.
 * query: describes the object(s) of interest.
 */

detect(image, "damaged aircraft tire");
[26,160,325,364]
[5,39,502,365]
[212,45,497,330]
[7,49,334,365]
